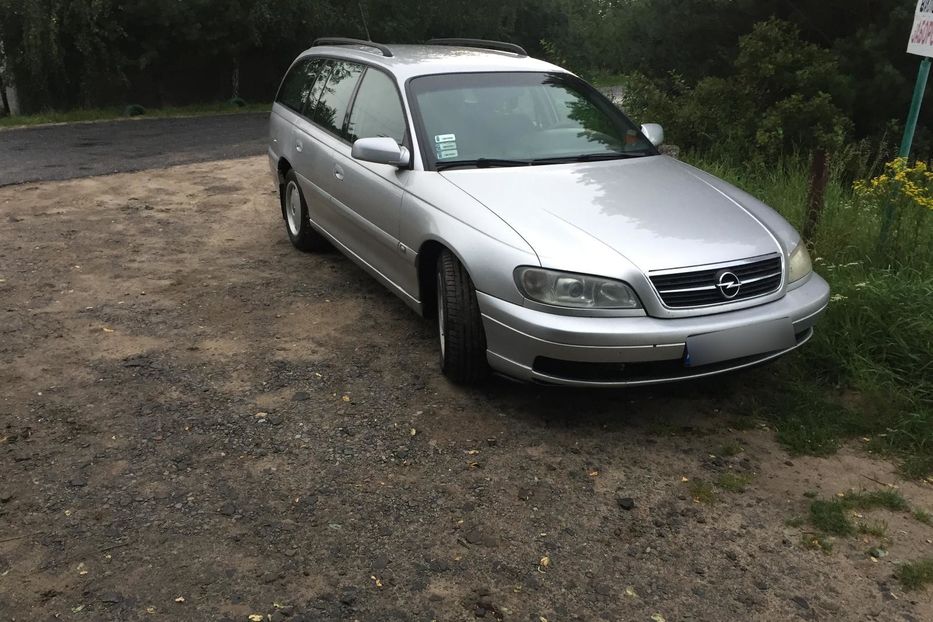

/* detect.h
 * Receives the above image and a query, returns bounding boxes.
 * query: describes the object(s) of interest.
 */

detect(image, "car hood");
[440,156,784,273]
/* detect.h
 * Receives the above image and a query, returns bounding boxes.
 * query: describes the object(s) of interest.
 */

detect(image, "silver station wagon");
[268,37,830,387]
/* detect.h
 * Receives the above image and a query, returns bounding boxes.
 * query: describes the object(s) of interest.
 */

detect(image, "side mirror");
[351,137,410,167]
[640,123,664,147]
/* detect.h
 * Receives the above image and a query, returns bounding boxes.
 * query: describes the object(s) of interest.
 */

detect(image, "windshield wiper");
[530,152,653,164]
[436,158,533,171]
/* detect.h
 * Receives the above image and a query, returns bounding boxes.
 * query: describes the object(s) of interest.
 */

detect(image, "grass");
[840,489,908,512]
[856,520,888,538]
[807,489,908,536]
[715,472,752,493]
[716,441,743,457]
[801,534,834,553]
[809,500,855,536]
[687,479,717,504]
[913,509,932,526]
[686,152,933,479]
[0,101,271,129]
[725,415,758,431]
[803,489,916,548]
[895,559,933,591]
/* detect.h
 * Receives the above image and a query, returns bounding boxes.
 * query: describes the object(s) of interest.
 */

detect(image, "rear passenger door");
[309,64,411,298]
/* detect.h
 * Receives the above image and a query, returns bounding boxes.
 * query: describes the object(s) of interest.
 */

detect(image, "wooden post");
[802,148,829,243]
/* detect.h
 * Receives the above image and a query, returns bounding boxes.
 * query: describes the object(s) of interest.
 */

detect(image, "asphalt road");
[0,112,269,187]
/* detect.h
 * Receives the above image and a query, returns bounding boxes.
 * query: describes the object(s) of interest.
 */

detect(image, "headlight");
[788,241,812,282]
[514,267,642,309]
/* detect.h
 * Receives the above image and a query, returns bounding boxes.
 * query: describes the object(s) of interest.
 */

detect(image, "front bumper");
[479,273,830,387]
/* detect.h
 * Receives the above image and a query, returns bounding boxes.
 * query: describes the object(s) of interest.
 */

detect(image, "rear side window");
[347,69,406,144]
[276,59,310,112]
[276,58,326,113]
[311,61,364,137]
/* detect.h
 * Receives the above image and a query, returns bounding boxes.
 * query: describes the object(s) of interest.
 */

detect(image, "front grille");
[650,255,783,308]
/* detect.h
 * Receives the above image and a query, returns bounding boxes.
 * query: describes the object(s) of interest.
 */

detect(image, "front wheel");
[436,250,489,385]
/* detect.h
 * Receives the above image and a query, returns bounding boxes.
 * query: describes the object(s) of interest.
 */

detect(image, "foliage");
[715,472,752,493]
[546,1,924,158]
[853,158,933,268]
[622,19,851,160]
[0,0,565,113]
[0,0,928,159]
[896,559,933,591]
[808,490,910,540]
[809,500,854,536]
[692,154,933,477]
[839,490,909,512]
[687,479,717,505]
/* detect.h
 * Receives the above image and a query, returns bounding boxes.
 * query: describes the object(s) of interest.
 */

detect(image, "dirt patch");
[1,156,931,621]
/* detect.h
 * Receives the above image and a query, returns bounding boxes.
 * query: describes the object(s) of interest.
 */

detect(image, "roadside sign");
[901,1,933,156]
[909,0,933,56]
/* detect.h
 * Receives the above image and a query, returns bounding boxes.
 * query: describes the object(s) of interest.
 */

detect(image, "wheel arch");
[415,238,474,320]
[276,157,294,220]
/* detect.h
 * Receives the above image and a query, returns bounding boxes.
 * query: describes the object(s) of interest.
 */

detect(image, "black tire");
[436,250,489,384]
[282,170,328,252]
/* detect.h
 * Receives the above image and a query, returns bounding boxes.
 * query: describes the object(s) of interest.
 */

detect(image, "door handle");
[295,139,303,153]
[333,164,344,181]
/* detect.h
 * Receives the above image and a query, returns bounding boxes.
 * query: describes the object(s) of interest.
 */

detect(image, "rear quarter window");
[276,58,328,114]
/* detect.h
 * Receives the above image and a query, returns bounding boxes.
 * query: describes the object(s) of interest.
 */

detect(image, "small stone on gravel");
[617,497,635,511]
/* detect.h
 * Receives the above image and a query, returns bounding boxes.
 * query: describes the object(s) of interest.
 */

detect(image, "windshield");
[409,72,656,170]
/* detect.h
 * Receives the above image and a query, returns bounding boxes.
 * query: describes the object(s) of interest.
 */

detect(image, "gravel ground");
[0,113,267,187]
[1,156,931,622]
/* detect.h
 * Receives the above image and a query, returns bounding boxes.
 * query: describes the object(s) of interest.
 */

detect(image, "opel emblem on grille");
[715,270,742,299]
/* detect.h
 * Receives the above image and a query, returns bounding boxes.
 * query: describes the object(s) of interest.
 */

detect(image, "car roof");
[299,43,568,82]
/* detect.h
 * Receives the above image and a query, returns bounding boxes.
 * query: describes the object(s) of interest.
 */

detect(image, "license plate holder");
[685,318,796,367]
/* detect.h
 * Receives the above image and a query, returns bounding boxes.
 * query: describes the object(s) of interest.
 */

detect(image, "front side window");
[347,69,406,144]
[311,60,364,137]
[409,72,656,169]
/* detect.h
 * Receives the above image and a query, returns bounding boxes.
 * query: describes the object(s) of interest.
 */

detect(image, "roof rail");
[427,38,527,57]
[312,37,393,58]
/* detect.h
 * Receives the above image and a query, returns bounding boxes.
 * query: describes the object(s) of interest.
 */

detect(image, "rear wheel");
[436,250,489,384]
[282,170,327,252]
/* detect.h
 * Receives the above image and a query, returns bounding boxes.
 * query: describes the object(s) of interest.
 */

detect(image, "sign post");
[901,1,933,157]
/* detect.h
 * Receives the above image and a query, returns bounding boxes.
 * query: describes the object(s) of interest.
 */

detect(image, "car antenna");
[357,1,372,41]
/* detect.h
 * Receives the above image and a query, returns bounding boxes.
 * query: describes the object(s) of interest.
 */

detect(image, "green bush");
[123,104,146,117]
[623,18,851,162]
